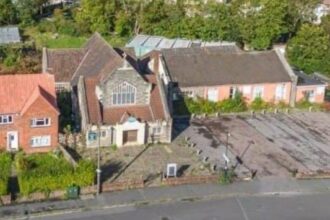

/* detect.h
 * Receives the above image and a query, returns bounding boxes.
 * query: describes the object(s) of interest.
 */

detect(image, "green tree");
[287,24,330,75]
[74,0,118,34]
[16,0,48,25]
[286,0,320,37]
[321,15,330,36]
[114,10,134,37]
[235,0,288,50]
[138,0,168,34]
[0,0,17,25]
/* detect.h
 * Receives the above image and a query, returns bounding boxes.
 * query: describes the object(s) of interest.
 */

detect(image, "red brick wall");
[0,96,58,153]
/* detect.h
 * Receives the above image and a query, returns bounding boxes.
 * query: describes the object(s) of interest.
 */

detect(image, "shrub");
[111,144,118,151]
[16,153,95,196]
[249,97,270,111]
[0,152,12,195]
[217,93,247,113]
[218,168,235,185]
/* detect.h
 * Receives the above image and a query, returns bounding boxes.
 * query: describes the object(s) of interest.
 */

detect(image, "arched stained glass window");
[112,82,136,105]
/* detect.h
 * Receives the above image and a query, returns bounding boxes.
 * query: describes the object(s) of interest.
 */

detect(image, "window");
[182,90,194,98]
[207,88,218,102]
[31,118,51,127]
[253,86,264,99]
[243,86,251,95]
[101,130,107,138]
[229,87,238,99]
[88,132,97,141]
[303,90,316,103]
[30,136,51,147]
[275,84,286,100]
[0,115,13,125]
[152,126,162,135]
[317,86,325,95]
[112,82,136,105]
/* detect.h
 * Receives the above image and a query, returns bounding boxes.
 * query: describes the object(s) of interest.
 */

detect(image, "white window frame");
[253,86,264,99]
[229,87,238,99]
[0,115,13,125]
[304,90,316,103]
[243,86,251,95]
[30,136,51,147]
[112,82,136,105]
[275,84,286,101]
[207,88,218,102]
[31,118,51,127]
[152,126,162,135]
[316,86,325,95]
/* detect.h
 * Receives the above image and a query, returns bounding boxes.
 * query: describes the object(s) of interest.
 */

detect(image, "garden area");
[174,94,326,116]
[15,152,95,196]
[0,152,12,196]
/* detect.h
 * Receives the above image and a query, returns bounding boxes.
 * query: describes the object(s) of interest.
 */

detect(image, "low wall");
[296,171,330,180]
[0,195,11,205]
[162,175,218,186]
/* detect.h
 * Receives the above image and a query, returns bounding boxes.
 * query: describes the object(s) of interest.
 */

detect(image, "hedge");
[0,152,12,195]
[16,153,95,196]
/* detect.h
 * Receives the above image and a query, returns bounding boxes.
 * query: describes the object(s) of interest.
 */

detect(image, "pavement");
[1,177,330,219]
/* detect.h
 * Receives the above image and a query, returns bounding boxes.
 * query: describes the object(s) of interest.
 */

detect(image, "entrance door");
[7,131,18,151]
[123,130,138,145]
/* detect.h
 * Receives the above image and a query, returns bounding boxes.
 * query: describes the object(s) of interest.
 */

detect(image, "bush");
[184,93,247,115]
[0,152,12,195]
[16,153,95,196]
[218,168,235,185]
[249,97,270,111]
[217,93,247,113]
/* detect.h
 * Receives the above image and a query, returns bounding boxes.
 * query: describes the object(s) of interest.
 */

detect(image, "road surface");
[36,193,330,220]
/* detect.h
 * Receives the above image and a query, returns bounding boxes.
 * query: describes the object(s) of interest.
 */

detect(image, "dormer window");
[0,115,13,125]
[112,82,136,105]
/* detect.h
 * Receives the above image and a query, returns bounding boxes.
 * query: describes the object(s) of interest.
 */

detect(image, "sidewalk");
[1,177,330,219]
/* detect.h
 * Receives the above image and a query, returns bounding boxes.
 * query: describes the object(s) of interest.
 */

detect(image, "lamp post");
[224,132,231,176]
[92,125,102,197]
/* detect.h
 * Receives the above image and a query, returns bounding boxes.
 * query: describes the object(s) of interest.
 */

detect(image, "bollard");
[196,149,202,155]
[211,164,217,172]
[203,157,209,163]
[274,108,278,114]
[309,106,313,112]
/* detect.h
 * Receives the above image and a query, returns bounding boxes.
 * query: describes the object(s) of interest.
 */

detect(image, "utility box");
[67,185,79,199]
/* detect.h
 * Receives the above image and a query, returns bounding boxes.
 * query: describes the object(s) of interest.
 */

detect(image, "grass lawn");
[24,27,129,49]
[0,152,12,195]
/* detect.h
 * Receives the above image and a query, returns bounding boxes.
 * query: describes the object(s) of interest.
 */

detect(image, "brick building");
[0,74,59,153]
[155,47,326,110]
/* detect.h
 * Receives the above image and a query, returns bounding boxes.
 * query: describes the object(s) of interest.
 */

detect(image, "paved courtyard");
[76,142,212,186]
[176,112,330,179]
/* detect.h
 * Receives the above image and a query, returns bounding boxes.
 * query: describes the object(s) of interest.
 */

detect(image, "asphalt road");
[36,193,330,220]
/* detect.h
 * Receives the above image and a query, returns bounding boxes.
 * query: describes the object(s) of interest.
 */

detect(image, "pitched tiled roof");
[83,72,166,125]
[0,73,57,114]
[162,47,292,87]
[84,78,102,124]
[71,33,124,86]
[44,33,124,85]
[45,48,86,82]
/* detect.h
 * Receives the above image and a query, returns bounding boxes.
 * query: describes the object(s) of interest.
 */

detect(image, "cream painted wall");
[115,120,146,147]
